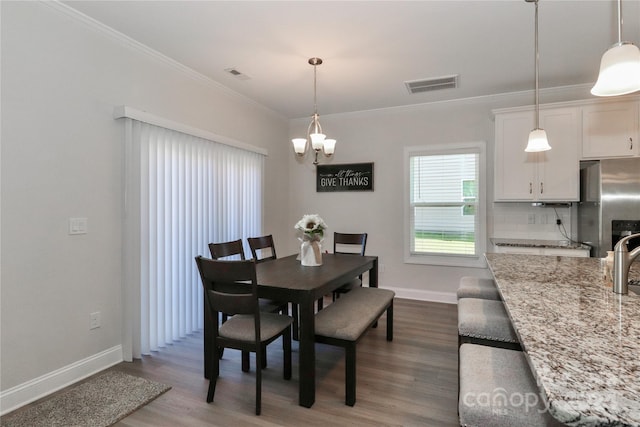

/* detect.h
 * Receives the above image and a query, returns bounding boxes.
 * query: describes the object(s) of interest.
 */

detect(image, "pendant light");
[292,57,336,165]
[525,0,551,152]
[591,0,640,96]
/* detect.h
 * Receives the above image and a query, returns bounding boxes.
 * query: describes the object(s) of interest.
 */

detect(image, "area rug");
[0,371,171,427]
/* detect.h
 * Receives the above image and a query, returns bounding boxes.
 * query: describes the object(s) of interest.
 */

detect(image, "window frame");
[403,141,487,268]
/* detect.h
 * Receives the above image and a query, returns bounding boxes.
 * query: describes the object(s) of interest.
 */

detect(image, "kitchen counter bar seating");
[456,276,552,425]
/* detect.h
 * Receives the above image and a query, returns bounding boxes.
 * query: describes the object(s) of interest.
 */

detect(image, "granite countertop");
[485,253,640,427]
[491,238,590,250]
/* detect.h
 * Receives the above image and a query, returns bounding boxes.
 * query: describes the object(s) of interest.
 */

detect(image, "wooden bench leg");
[345,343,356,406]
[386,301,393,341]
[242,351,250,372]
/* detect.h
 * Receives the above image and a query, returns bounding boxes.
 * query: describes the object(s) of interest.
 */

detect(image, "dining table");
[203,252,379,408]
[485,253,640,426]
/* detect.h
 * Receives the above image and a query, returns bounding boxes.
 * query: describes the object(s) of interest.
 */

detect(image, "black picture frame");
[316,162,374,192]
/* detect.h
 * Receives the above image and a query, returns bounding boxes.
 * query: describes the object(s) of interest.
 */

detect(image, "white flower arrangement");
[295,214,327,242]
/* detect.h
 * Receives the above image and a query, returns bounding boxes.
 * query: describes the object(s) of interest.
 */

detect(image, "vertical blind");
[123,119,264,359]
[409,152,479,256]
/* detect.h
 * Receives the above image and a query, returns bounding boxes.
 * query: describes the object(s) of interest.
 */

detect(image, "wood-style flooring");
[107,298,459,426]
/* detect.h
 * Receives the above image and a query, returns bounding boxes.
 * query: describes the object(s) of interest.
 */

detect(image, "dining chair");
[209,239,288,365]
[332,232,368,301]
[248,234,300,340]
[209,239,286,315]
[247,235,277,263]
[194,256,292,415]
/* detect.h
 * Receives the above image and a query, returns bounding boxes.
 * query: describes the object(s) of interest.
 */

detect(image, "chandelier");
[292,57,336,165]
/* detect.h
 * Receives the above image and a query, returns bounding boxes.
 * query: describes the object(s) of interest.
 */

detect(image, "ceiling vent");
[405,75,458,94]
[224,67,250,80]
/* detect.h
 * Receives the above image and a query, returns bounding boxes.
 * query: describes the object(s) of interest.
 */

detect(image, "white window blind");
[122,118,264,360]
[404,142,486,268]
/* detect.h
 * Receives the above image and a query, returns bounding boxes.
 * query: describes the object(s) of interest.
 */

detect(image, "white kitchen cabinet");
[582,100,639,159]
[494,107,579,202]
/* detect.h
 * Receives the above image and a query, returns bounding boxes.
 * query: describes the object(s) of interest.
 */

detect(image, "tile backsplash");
[492,203,575,241]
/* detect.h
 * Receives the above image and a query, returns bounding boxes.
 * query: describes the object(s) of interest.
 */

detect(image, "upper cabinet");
[495,107,579,202]
[582,101,639,159]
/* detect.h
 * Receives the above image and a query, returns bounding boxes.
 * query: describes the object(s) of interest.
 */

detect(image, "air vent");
[224,67,250,81]
[405,75,458,94]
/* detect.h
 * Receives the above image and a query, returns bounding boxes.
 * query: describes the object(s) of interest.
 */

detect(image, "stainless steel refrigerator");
[577,158,640,258]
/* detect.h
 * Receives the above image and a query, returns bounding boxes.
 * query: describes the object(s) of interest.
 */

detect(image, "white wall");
[0,0,596,412]
[287,89,593,301]
[0,1,290,408]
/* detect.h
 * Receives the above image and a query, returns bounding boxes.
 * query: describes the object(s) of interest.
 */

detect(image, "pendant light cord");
[313,62,318,115]
[534,0,540,128]
[617,0,622,44]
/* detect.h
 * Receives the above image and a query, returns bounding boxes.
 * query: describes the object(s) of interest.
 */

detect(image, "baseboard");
[0,345,123,415]
[388,286,457,304]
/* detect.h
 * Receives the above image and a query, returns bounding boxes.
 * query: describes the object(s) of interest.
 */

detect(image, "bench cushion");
[457,276,500,300]
[315,287,394,341]
[458,298,518,343]
[459,344,563,427]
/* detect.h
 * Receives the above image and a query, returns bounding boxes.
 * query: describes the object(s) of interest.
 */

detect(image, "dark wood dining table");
[203,252,379,408]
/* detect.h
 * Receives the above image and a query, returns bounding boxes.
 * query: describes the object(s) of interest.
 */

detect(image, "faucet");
[613,233,640,294]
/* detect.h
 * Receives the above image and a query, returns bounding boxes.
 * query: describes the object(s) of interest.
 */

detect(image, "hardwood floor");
[109,298,459,427]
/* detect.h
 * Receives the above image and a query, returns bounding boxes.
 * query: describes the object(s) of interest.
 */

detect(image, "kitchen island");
[485,253,640,427]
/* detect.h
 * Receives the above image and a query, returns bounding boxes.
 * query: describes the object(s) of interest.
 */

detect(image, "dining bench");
[314,286,395,406]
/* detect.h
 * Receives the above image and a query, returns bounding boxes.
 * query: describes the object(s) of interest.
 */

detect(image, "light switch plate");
[69,217,88,235]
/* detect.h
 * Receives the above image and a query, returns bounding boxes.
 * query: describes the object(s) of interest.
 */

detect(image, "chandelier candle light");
[295,214,327,266]
[292,58,336,165]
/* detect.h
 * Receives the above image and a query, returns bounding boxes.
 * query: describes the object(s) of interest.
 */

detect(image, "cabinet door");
[495,112,537,201]
[537,108,579,201]
[582,101,638,158]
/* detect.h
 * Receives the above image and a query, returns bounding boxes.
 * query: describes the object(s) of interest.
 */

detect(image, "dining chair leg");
[283,326,292,380]
[261,347,267,369]
[291,303,299,341]
[255,350,262,415]
[208,346,220,403]
[206,377,217,403]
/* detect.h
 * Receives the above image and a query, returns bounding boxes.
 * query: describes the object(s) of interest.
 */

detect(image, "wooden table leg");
[298,294,316,407]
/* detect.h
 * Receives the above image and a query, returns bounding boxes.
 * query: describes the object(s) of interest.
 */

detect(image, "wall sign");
[316,162,374,192]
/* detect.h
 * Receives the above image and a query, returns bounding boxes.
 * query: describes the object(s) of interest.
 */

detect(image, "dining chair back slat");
[334,232,368,256]
[248,235,277,263]
[209,239,246,260]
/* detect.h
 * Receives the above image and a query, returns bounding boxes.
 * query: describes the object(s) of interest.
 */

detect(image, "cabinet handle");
[630,138,634,150]
[540,182,544,194]
[529,182,533,194]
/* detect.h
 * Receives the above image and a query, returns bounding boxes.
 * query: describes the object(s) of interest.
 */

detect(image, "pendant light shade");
[592,0,640,97]
[525,128,552,152]
[591,42,640,96]
[524,0,551,153]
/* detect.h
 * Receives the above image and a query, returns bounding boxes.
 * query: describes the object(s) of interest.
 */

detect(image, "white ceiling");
[62,0,640,119]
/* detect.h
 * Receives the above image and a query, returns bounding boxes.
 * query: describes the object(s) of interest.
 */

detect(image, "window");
[404,142,486,268]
